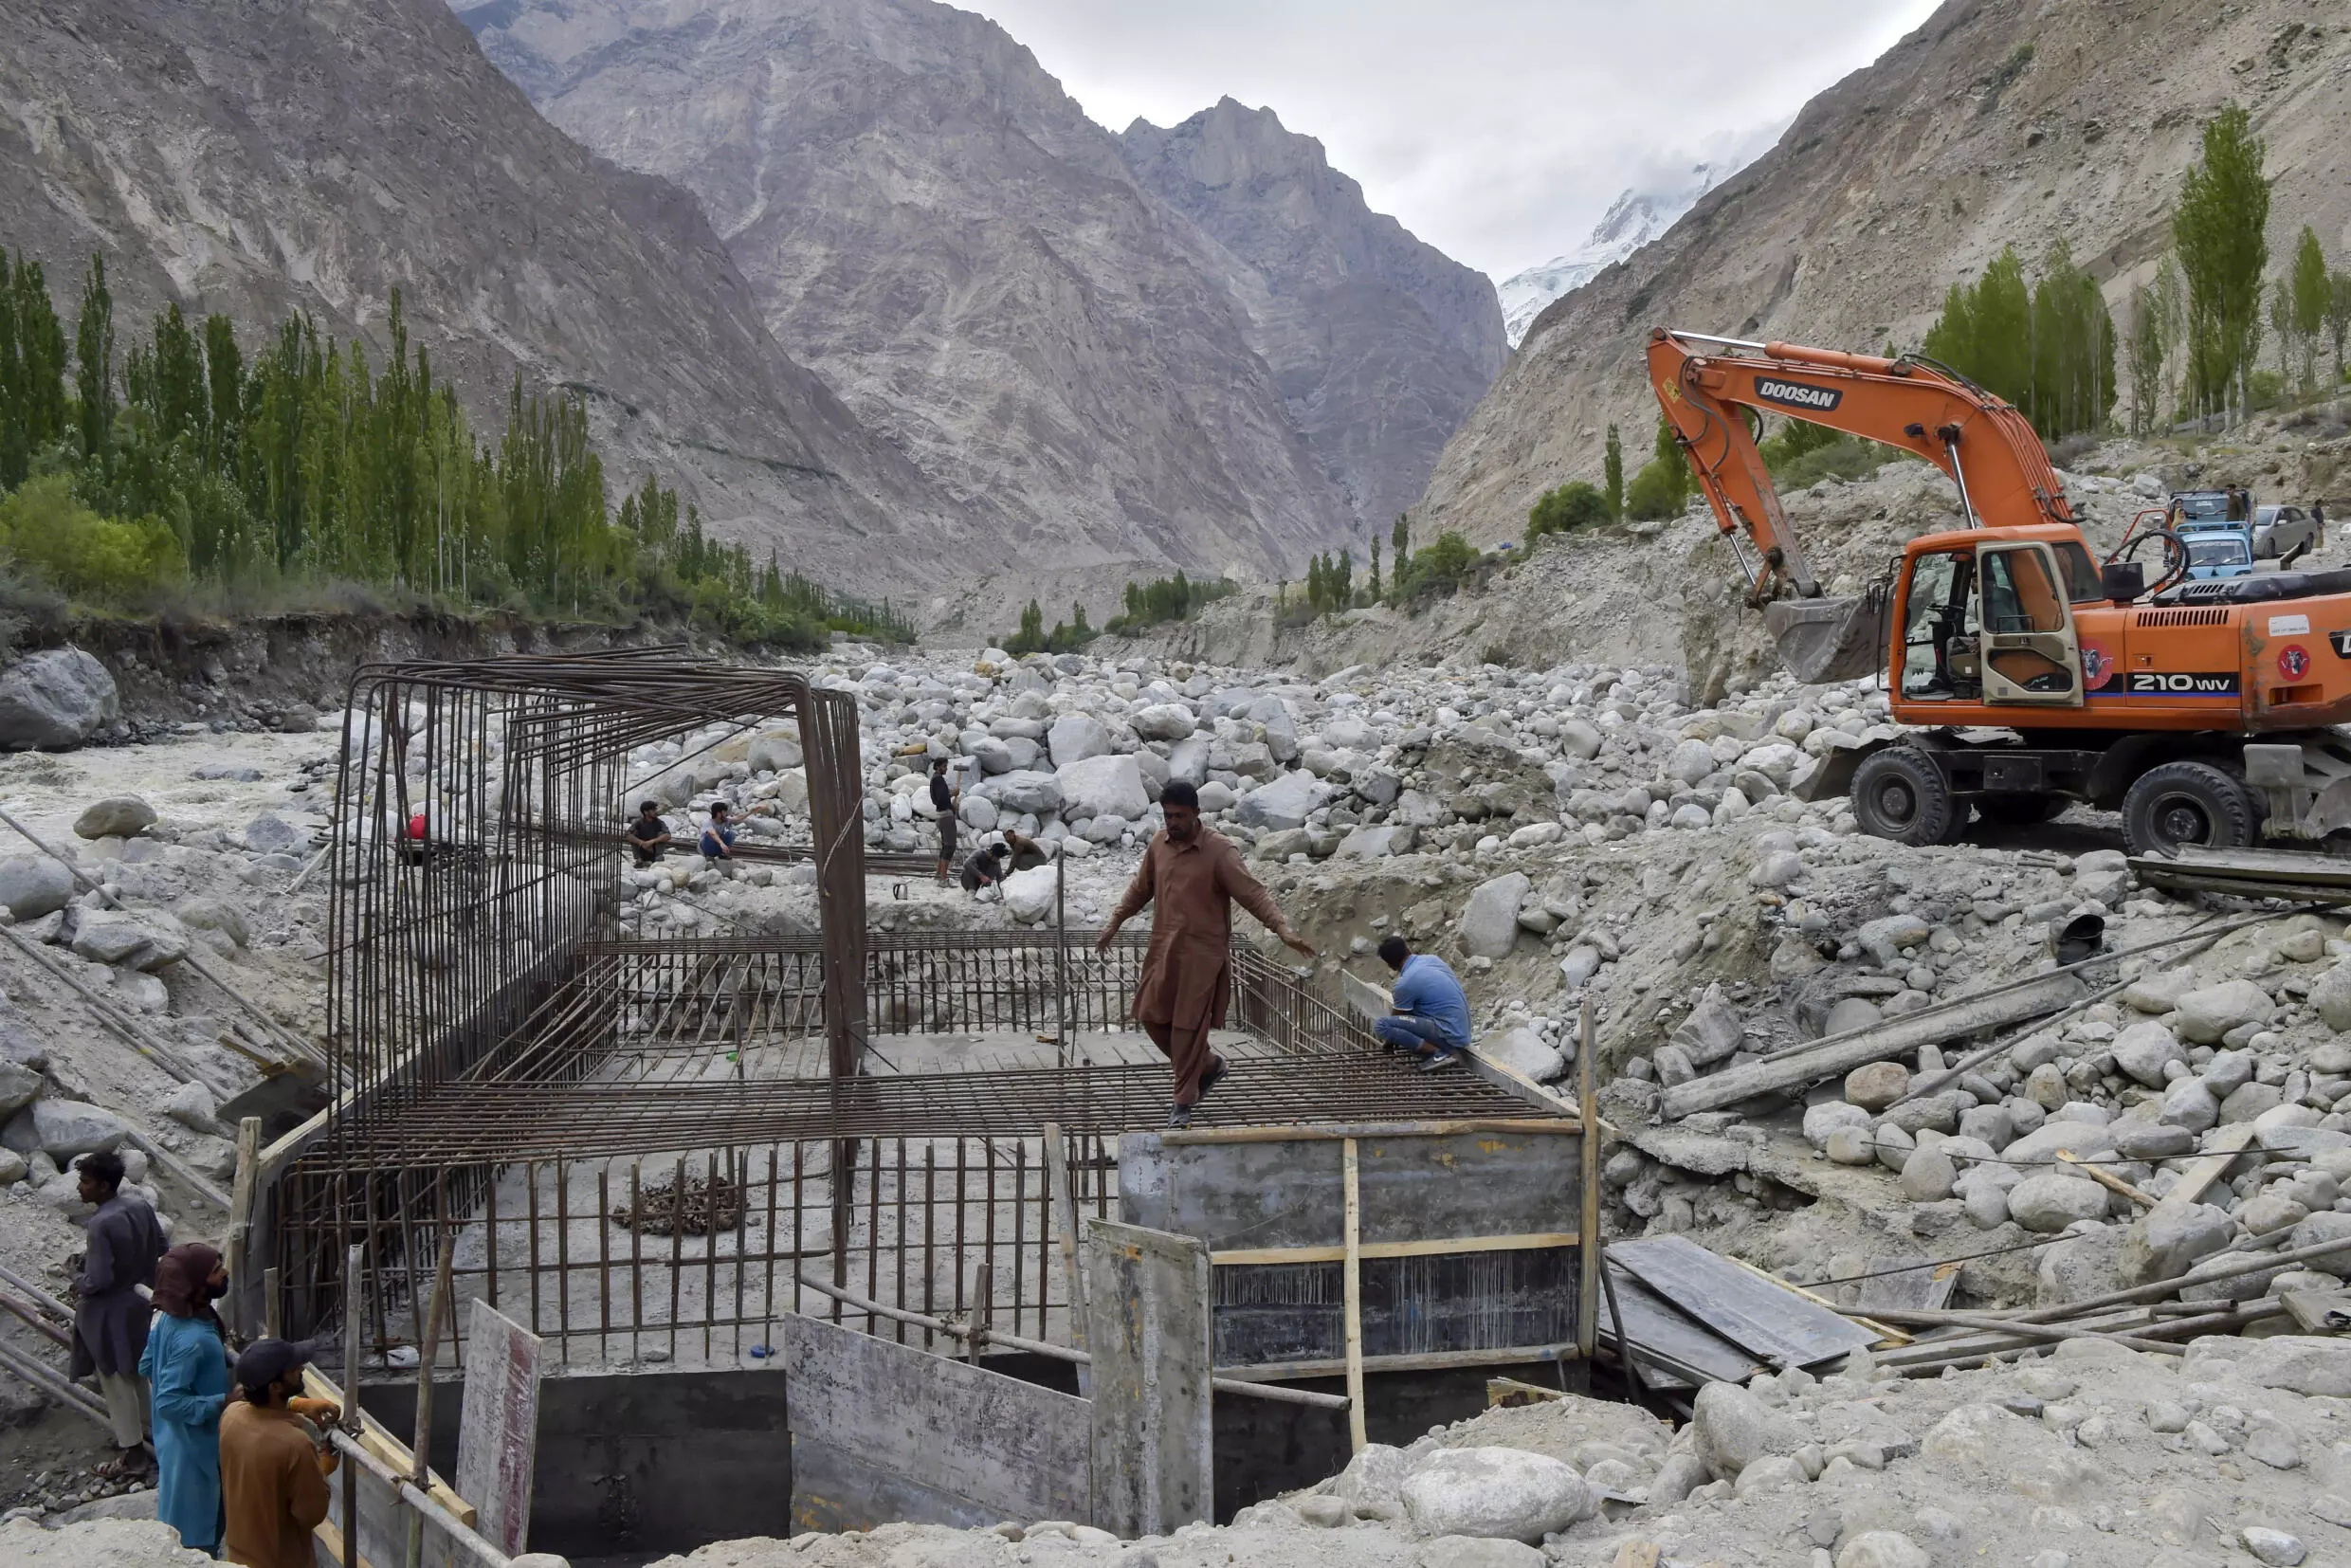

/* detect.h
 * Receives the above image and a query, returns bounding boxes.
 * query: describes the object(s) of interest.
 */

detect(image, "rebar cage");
[270,653,1553,1369]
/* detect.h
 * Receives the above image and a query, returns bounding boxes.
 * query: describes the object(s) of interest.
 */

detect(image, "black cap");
[235,1338,311,1393]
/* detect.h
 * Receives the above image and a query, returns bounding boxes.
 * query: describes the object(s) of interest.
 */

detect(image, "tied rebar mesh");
[282,650,1557,1359]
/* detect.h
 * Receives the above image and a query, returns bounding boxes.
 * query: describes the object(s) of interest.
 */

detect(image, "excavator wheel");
[1976,793,2069,826]
[2123,760,2259,856]
[1850,746,1959,847]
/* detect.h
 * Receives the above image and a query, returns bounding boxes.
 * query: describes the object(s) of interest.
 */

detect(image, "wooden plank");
[2144,1122,2259,1229]
[1576,999,1600,1365]
[1661,970,2087,1118]
[2061,1150,2158,1208]
[1217,1340,1581,1381]
[1210,1231,1580,1267]
[1608,1236,1879,1368]
[1855,1256,1962,1315]
[225,1117,261,1337]
[1044,1122,1089,1391]
[1084,1219,1213,1538]
[1159,1119,1582,1146]
[301,1366,475,1526]
[1486,1376,1568,1408]
[453,1300,542,1557]
[1341,1139,1366,1455]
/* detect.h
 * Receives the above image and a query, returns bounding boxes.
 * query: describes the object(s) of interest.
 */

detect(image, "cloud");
[958,0,1945,279]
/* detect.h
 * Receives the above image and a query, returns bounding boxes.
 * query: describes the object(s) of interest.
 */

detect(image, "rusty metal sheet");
[1606,1235,1876,1370]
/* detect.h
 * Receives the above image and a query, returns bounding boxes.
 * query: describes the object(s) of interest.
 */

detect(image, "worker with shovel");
[1098,780,1316,1127]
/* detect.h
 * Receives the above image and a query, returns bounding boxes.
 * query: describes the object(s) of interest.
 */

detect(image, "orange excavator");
[1647,328,2351,855]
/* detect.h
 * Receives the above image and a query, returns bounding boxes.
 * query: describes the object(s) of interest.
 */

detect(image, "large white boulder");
[1458,872,1531,959]
[1478,1026,1563,1082]
[28,1098,130,1158]
[1398,1447,1592,1542]
[1235,770,1321,831]
[2111,1020,2186,1087]
[70,911,190,972]
[2007,1171,2110,1231]
[1690,1381,1798,1479]
[0,648,118,749]
[1128,703,1195,741]
[74,796,156,840]
[999,866,1059,923]
[1047,714,1111,767]
[1056,756,1148,823]
[978,770,1061,815]
[2172,979,2275,1043]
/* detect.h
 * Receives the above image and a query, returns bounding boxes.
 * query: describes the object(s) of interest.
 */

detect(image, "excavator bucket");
[1763,596,1883,684]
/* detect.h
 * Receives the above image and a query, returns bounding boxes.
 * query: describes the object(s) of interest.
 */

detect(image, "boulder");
[2122,966,2198,1015]
[1857,914,1930,966]
[2195,1336,2351,1397]
[1804,1101,1872,1150]
[1836,1534,1929,1568]
[1666,738,1717,786]
[2172,979,2275,1044]
[1335,825,1413,859]
[29,1098,129,1157]
[999,866,1059,924]
[1823,997,1883,1036]
[2110,1020,2186,1087]
[1397,1447,1592,1542]
[1479,1027,1564,1083]
[70,911,189,972]
[0,648,119,749]
[1900,1146,1959,1202]
[159,1081,220,1135]
[0,855,75,920]
[173,898,249,949]
[2117,1201,2233,1285]
[979,771,1062,815]
[1417,1537,1544,1568]
[1671,986,1745,1067]
[1845,1062,1910,1111]
[1331,1442,1411,1519]
[960,795,1000,833]
[0,1060,39,1115]
[1166,736,1212,787]
[1056,756,1148,823]
[1046,714,1111,767]
[243,815,305,856]
[74,796,155,840]
[1236,771,1322,832]
[2311,962,2351,1032]
[2159,1077,2219,1133]
[1556,719,1602,760]
[2007,1171,2110,1231]
[1690,1381,1798,1479]
[1458,873,1531,960]
[1128,704,1195,741]
[748,731,803,774]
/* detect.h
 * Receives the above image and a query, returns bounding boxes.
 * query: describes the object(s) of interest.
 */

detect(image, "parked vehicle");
[2251,503,2320,560]
[2182,530,2254,579]
[2170,489,2241,528]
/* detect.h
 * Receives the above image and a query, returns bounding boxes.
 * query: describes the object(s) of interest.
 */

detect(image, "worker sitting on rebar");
[1373,936,1472,1071]
[698,801,738,866]
[627,800,674,866]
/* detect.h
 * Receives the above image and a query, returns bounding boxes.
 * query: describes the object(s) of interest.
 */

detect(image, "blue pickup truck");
[2182,529,2255,580]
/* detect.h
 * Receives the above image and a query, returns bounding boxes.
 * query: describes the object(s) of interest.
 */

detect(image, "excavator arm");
[1646,330,2078,600]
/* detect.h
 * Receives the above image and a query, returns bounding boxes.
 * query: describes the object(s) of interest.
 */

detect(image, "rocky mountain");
[460,0,1497,593]
[0,0,969,593]
[1421,0,2351,550]
[1495,167,1729,348]
[1121,99,1504,536]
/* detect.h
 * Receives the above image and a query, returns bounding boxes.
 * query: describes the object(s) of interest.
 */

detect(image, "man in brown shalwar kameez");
[1099,780,1316,1126]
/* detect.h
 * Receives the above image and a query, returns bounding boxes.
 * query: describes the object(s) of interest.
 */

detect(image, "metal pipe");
[325,1429,520,1568]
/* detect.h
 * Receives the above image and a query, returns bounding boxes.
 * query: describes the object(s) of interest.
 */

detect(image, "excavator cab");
[1894,536,2084,709]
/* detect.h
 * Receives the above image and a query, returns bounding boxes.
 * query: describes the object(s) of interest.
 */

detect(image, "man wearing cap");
[1097,780,1316,1127]
[219,1339,338,1568]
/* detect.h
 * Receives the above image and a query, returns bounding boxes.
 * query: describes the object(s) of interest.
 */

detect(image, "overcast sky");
[960,0,1945,282]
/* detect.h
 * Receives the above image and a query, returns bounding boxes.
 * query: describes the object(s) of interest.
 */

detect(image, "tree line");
[0,247,908,643]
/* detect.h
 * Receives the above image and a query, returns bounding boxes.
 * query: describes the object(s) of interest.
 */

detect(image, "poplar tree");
[73,253,114,462]
[2173,105,2270,422]
[1603,423,1624,520]
[2289,226,2329,394]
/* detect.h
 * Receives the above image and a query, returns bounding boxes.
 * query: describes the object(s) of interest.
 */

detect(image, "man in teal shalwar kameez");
[139,1243,232,1552]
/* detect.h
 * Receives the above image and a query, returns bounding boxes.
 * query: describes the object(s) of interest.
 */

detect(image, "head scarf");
[153,1242,225,1331]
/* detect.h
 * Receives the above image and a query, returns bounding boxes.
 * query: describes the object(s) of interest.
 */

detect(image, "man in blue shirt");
[698,801,737,866]
[1373,936,1472,1071]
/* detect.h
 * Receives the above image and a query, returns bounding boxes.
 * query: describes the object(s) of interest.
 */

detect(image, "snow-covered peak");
[1498,164,1728,347]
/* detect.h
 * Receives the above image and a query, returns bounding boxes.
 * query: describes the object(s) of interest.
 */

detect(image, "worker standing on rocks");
[70,1150,166,1481]
[930,757,958,884]
[140,1243,233,1552]
[1373,936,1473,1071]
[1098,780,1316,1127]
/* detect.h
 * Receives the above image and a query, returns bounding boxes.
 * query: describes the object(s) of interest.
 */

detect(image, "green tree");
[2327,269,2351,383]
[2289,226,2329,394]
[2028,241,2115,440]
[1923,246,2034,410]
[2124,261,2182,435]
[1391,513,1409,561]
[1525,481,1608,542]
[2173,104,2271,422]
[1602,423,1624,520]
[1368,536,1381,599]
[73,253,115,463]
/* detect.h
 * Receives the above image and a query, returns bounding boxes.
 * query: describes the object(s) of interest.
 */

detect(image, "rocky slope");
[462,0,1496,588]
[1420,0,2351,549]
[1121,100,1504,535]
[0,0,968,592]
